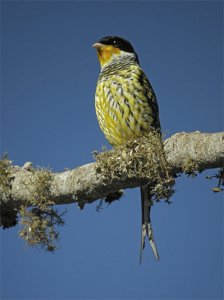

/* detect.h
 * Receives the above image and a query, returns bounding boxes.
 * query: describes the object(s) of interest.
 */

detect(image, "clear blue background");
[1,1,223,299]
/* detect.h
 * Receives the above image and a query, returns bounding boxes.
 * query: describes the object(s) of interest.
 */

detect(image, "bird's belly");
[96,102,149,146]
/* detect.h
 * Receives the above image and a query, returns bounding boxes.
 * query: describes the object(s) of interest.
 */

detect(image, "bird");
[93,36,161,262]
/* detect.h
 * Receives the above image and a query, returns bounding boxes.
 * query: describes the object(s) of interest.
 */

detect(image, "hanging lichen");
[0,155,18,228]
[94,131,175,203]
[19,167,65,252]
[0,155,13,202]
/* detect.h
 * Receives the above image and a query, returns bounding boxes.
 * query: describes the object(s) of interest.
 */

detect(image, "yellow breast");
[95,65,159,146]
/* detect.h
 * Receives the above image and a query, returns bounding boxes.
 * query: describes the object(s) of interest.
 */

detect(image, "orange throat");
[97,46,120,67]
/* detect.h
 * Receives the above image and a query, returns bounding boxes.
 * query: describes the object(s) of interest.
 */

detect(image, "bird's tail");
[140,185,159,263]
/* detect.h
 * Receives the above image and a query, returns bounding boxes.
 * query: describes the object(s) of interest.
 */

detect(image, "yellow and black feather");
[93,36,160,261]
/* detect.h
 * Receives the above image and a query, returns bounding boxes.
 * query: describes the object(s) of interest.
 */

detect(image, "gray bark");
[1,132,224,214]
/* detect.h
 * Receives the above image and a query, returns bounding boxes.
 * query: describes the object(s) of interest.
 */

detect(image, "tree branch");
[164,131,224,172]
[1,131,224,216]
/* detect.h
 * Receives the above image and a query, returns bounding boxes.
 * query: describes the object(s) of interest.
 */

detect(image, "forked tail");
[140,185,159,263]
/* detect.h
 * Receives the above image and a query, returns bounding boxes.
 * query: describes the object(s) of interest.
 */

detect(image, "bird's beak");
[92,42,104,50]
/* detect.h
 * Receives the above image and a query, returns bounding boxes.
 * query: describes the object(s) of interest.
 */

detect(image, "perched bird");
[93,36,161,262]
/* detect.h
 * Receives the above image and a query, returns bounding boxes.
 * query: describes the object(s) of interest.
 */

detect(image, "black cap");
[96,36,136,54]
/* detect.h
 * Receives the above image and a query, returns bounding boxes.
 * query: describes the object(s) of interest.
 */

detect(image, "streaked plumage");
[93,36,160,262]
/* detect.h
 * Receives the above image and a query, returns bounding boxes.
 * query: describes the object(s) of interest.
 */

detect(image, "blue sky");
[1,1,223,299]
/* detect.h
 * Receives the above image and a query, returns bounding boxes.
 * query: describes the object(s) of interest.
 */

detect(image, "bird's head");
[92,36,139,68]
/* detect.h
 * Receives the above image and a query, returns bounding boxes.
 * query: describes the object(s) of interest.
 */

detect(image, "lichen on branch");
[0,131,223,252]
[94,131,175,202]
[18,167,65,251]
[0,156,18,228]
[0,155,14,203]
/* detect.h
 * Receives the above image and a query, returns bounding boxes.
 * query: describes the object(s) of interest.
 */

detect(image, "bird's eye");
[113,40,117,45]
